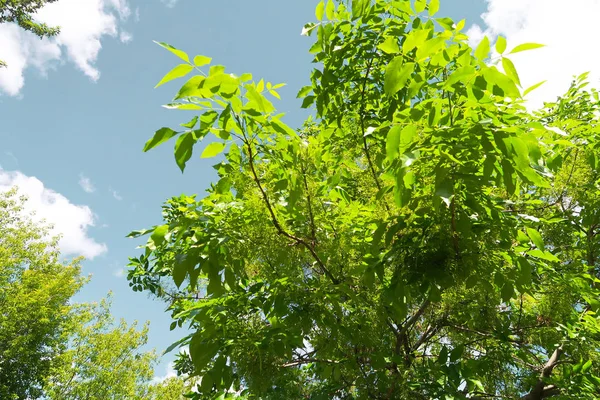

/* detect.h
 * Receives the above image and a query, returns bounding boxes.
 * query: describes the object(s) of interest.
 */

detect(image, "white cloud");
[78,173,96,193]
[467,0,600,109]
[0,169,107,259]
[119,31,133,43]
[113,268,125,278]
[110,188,123,200]
[0,0,131,96]
[161,0,180,8]
[151,362,178,384]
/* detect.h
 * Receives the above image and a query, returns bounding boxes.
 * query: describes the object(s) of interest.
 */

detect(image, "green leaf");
[446,66,476,87]
[193,55,212,67]
[351,0,369,19]
[501,158,516,195]
[428,0,440,16]
[174,76,206,99]
[526,228,545,250]
[399,125,417,154]
[378,36,400,54]
[475,36,490,61]
[495,36,507,54]
[143,127,178,152]
[174,131,196,172]
[325,0,335,19]
[470,379,485,392]
[523,80,546,97]
[151,225,169,247]
[154,41,190,63]
[163,334,193,355]
[201,142,226,158]
[297,85,312,98]
[582,360,593,373]
[301,95,316,108]
[387,125,417,159]
[173,254,189,288]
[483,66,520,98]
[384,58,415,96]
[450,344,464,362]
[316,0,325,20]
[155,64,194,88]
[386,126,401,160]
[528,249,559,262]
[180,115,199,129]
[502,57,521,86]
[501,282,514,302]
[510,42,545,54]
[415,0,426,13]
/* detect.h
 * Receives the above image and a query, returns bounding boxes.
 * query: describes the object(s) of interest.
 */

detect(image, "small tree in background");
[0,189,194,399]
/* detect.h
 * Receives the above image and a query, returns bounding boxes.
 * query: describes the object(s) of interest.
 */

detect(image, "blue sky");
[1,0,592,378]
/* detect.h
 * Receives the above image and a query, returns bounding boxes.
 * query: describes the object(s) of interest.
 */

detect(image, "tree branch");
[239,124,339,284]
[520,345,563,400]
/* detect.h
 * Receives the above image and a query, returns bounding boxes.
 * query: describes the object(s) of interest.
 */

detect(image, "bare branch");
[520,345,563,400]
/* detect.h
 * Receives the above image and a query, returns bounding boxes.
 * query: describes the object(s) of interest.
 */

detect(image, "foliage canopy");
[129,1,600,399]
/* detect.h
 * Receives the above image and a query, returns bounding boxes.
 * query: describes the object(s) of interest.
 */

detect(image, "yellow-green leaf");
[384,57,415,96]
[193,55,212,67]
[509,42,545,54]
[428,0,440,16]
[144,127,178,152]
[523,80,546,97]
[316,0,325,20]
[526,228,545,250]
[155,64,194,88]
[502,57,521,86]
[154,41,190,63]
[174,131,196,172]
[378,36,400,54]
[326,0,335,19]
[475,36,490,60]
[495,36,507,54]
[201,142,226,158]
[386,126,401,160]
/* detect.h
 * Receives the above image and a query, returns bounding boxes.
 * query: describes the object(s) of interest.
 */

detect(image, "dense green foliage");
[0,190,193,399]
[0,0,60,66]
[129,0,600,399]
[44,297,157,400]
[0,189,84,399]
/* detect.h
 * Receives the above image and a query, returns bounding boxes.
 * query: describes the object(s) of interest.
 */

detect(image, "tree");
[44,296,158,400]
[0,188,85,400]
[128,1,600,398]
[142,376,198,400]
[0,189,194,399]
[0,0,60,67]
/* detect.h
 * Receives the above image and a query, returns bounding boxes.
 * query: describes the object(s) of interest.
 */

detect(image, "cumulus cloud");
[0,0,131,96]
[0,169,107,259]
[467,0,600,109]
[78,173,96,193]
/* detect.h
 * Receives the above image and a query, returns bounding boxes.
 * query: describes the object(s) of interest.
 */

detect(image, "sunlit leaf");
[510,42,545,54]
[155,64,194,88]
[201,142,226,158]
